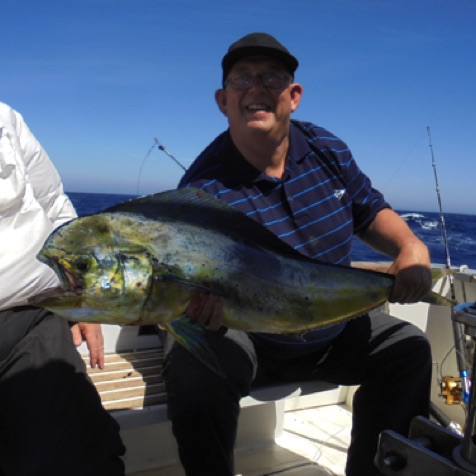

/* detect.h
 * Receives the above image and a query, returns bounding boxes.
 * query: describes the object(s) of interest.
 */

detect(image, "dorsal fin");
[104,187,313,262]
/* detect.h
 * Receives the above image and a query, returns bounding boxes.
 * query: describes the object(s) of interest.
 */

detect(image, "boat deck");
[127,402,351,475]
[279,403,351,475]
[86,346,349,475]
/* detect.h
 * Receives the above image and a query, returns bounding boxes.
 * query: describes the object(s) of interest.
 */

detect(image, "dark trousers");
[163,311,432,476]
[0,306,126,476]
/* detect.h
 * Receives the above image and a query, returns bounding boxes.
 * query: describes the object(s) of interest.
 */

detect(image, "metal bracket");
[376,416,473,475]
[376,301,476,474]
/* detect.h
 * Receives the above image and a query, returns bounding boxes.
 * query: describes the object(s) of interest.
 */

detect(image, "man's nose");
[247,75,267,91]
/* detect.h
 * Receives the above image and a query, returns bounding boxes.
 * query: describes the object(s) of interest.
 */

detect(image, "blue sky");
[2,0,475,214]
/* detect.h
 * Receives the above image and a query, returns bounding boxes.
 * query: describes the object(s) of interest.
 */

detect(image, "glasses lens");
[226,73,252,89]
[226,72,291,90]
[262,72,291,89]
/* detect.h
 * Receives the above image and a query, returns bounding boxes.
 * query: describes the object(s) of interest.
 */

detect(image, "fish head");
[30,213,157,325]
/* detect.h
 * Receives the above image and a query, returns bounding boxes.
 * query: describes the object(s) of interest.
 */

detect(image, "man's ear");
[290,83,303,113]
[215,89,228,117]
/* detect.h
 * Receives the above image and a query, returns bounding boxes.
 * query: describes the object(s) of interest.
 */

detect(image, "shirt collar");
[224,132,281,185]
[223,121,312,185]
[288,120,314,165]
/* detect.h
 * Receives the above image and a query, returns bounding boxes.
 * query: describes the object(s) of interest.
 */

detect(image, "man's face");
[215,57,303,143]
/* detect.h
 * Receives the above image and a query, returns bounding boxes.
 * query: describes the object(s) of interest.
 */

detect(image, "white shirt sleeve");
[0,102,77,310]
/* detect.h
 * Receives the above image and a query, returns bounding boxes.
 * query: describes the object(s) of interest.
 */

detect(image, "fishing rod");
[154,137,187,172]
[427,126,471,407]
[136,138,187,194]
[428,127,454,284]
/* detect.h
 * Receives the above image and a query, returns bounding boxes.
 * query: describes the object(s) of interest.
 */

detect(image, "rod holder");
[452,301,476,472]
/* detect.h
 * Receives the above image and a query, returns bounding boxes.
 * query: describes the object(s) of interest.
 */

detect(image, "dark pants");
[0,306,126,476]
[163,311,432,476]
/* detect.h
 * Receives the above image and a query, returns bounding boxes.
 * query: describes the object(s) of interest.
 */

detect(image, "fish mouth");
[30,254,85,305]
[29,285,81,305]
[40,254,84,292]
[60,267,83,292]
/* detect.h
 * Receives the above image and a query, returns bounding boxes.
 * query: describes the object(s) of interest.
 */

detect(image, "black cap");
[221,32,299,85]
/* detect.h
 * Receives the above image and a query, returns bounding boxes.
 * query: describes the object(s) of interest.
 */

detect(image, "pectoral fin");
[159,273,224,296]
[162,315,225,378]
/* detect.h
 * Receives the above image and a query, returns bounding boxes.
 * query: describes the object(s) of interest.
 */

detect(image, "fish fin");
[103,188,385,273]
[431,267,456,281]
[102,188,313,261]
[421,290,456,306]
[159,273,223,296]
[162,315,226,378]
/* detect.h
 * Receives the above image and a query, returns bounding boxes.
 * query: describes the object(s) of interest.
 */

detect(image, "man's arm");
[357,208,432,303]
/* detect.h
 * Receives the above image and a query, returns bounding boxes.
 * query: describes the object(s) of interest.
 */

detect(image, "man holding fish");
[164,33,433,476]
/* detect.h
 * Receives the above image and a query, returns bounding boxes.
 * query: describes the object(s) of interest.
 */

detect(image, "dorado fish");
[30,188,449,374]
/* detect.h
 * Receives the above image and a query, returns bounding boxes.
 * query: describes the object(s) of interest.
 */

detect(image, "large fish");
[30,188,449,374]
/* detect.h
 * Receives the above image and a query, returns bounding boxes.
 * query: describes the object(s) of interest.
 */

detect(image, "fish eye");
[74,257,90,272]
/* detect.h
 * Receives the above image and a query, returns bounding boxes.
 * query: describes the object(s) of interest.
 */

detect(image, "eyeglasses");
[224,71,292,90]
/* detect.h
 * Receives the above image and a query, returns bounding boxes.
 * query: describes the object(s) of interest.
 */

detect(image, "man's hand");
[70,323,105,369]
[389,264,432,303]
[186,293,224,331]
[388,243,432,303]
[357,208,432,304]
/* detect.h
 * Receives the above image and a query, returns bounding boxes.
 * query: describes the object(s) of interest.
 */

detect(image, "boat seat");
[86,349,166,411]
[85,346,338,427]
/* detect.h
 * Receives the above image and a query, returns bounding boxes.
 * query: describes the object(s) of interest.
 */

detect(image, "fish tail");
[431,268,456,281]
[422,290,456,306]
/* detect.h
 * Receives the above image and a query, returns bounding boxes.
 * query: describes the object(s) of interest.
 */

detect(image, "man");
[163,33,432,475]
[0,102,125,475]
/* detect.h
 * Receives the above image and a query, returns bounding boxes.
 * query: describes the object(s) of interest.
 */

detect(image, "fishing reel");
[441,375,465,406]
[439,320,474,406]
[440,346,473,406]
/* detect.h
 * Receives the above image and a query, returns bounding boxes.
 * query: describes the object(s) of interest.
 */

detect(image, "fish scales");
[28,188,448,374]
[32,210,394,331]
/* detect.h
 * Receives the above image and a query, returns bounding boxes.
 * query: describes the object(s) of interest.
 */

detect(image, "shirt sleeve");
[340,153,391,233]
[14,109,77,227]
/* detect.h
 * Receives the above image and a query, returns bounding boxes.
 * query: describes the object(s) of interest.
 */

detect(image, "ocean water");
[351,211,476,270]
[68,192,476,270]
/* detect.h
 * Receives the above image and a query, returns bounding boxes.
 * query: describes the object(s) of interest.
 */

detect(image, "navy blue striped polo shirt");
[178,120,390,358]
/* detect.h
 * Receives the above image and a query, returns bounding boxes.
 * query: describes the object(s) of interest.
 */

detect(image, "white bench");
[82,326,343,475]
[85,343,339,427]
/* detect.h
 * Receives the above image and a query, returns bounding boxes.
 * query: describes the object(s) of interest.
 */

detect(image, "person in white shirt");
[0,102,125,476]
